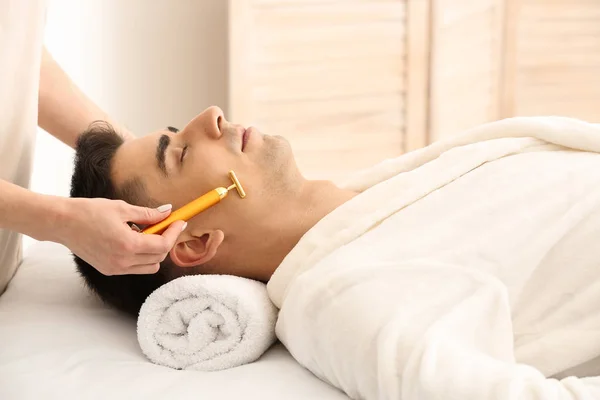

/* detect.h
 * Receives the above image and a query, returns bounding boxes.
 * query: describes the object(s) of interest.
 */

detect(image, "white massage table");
[0,241,348,400]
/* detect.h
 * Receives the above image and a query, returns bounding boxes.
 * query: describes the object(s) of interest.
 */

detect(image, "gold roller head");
[226,170,246,198]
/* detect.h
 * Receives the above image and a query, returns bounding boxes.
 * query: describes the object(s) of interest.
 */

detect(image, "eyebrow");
[156,134,170,176]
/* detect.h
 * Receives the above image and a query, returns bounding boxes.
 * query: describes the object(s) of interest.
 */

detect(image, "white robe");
[267,117,600,400]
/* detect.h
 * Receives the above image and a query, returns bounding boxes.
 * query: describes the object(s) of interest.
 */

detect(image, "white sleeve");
[275,262,600,400]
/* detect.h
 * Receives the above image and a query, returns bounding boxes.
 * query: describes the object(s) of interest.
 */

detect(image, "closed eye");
[180,145,188,163]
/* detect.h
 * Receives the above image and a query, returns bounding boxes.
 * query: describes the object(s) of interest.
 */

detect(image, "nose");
[184,106,225,140]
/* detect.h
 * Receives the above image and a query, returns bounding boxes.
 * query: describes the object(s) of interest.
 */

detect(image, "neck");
[250,180,357,281]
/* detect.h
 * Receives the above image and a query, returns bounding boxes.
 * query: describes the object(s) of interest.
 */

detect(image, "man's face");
[111,106,302,277]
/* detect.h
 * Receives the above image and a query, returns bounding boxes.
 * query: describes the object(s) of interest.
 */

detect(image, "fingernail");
[157,204,172,213]
[181,222,188,232]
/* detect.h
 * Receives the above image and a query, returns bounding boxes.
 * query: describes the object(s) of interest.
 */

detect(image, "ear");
[169,229,225,267]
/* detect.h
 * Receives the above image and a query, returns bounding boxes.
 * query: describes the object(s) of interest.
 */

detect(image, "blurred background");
[31,0,600,220]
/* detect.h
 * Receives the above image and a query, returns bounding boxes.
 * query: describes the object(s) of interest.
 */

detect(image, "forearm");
[38,47,133,148]
[0,179,66,243]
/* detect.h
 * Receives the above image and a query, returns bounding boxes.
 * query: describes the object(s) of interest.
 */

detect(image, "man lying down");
[71,105,600,400]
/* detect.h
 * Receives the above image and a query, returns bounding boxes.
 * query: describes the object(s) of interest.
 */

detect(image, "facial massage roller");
[141,170,246,235]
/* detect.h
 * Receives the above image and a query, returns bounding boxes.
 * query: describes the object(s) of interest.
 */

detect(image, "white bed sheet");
[0,242,347,400]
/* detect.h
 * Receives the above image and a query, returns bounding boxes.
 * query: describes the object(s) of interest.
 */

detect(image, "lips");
[241,128,249,152]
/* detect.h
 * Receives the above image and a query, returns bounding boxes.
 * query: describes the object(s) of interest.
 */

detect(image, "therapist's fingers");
[60,197,188,277]
[131,220,187,255]
[124,203,173,225]
[126,253,170,267]
[127,263,163,275]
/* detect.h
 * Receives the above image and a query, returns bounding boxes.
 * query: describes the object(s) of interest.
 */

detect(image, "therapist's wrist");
[55,197,97,247]
[37,195,75,244]
[11,192,69,243]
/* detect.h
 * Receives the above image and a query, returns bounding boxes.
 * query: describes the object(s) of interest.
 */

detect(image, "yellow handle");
[142,189,223,235]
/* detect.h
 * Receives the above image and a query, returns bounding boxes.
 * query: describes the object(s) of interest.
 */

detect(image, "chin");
[262,134,292,159]
[261,136,301,181]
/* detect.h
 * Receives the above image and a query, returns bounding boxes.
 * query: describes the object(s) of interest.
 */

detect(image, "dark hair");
[70,122,171,317]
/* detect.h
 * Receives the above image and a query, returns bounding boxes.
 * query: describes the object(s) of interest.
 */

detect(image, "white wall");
[26,0,228,249]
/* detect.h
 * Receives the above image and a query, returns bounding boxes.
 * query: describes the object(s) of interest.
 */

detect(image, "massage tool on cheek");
[141,170,246,235]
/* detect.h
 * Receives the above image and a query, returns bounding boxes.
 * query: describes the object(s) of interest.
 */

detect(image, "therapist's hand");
[56,198,186,275]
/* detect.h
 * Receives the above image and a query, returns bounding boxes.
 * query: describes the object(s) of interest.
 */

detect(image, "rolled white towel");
[137,274,277,371]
